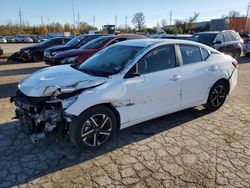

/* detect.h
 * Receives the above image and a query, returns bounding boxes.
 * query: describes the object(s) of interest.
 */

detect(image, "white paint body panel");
[18,39,238,130]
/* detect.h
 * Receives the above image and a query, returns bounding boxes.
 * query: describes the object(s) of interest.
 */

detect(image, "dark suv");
[191,30,243,59]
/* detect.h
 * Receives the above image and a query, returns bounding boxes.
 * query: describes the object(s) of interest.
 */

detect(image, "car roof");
[116,39,219,52]
[116,39,162,47]
[194,31,220,35]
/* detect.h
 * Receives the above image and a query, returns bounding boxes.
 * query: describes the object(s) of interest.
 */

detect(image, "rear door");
[213,33,226,53]
[223,32,235,56]
[179,44,214,107]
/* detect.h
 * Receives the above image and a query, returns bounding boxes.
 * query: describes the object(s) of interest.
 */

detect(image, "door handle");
[209,65,218,71]
[171,75,182,81]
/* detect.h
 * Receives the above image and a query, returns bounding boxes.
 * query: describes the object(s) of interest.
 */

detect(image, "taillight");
[240,39,244,45]
[232,60,239,68]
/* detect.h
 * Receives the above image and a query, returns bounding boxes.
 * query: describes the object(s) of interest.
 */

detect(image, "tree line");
[0,22,96,36]
[0,10,242,36]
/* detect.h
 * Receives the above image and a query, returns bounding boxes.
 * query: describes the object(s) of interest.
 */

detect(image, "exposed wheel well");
[80,103,121,131]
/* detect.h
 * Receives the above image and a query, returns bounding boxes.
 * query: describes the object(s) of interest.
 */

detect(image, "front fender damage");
[11,81,106,143]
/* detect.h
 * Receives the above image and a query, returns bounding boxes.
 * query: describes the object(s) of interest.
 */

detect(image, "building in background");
[210,18,230,32]
[228,17,250,33]
[210,17,250,34]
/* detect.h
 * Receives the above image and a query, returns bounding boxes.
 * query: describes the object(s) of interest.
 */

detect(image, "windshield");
[191,33,217,46]
[66,36,86,46]
[78,45,143,77]
[39,38,52,45]
[80,36,114,50]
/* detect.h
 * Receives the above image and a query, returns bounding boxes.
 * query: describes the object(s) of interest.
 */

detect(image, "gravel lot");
[1,43,34,54]
[0,47,249,187]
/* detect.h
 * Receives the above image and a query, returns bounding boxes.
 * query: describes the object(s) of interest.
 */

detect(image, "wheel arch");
[77,103,121,131]
[212,78,230,95]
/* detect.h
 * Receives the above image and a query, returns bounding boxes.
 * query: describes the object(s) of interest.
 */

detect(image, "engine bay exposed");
[11,90,77,143]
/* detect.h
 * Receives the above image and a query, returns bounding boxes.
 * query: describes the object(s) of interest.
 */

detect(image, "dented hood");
[18,65,107,97]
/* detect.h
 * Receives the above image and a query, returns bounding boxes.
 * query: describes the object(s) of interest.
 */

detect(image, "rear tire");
[69,106,117,149]
[233,49,241,60]
[204,80,228,111]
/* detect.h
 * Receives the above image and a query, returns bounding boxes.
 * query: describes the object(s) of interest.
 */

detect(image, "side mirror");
[214,41,222,45]
[124,68,141,79]
[127,72,140,78]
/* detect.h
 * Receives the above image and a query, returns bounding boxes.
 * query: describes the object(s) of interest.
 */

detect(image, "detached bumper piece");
[10,90,68,143]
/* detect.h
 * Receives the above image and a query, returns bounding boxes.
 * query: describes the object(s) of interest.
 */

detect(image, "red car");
[51,35,146,65]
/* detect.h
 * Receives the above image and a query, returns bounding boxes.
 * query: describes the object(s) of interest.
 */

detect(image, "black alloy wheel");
[205,80,228,111]
[69,106,117,149]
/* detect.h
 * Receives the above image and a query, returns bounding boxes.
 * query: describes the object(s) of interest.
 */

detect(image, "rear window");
[232,32,241,41]
[224,32,234,42]
[180,45,202,65]
[191,33,217,46]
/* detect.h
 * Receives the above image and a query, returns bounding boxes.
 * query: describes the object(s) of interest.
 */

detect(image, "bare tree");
[132,12,145,31]
[222,10,241,18]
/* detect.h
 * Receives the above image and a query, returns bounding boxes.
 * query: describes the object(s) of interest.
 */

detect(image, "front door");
[124,45,182,122]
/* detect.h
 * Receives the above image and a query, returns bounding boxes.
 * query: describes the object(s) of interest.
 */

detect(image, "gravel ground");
[0,52,249,187]
[0,43,34,54]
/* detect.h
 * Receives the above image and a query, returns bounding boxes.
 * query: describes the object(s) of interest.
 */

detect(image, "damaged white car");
[11,39,238,149]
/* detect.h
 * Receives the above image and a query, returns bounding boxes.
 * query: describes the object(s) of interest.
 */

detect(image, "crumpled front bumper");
[10,91,74,143]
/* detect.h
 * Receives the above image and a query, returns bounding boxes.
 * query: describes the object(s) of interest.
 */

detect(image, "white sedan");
[13,39,238,149]
[0,37,7,43]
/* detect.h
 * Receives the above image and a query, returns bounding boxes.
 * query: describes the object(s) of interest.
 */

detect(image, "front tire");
[32,52,43,62]
[204,80,228,111]
[69,106,117,149]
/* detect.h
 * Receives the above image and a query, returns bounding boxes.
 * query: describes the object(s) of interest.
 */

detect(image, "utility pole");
[77,13,80,27]
[93,15,96,27]
[41,16,44,26]
[169,9,172,26]
[115,14,117,29]
[246,1,250,32]
[72,0,76,34]
[125,15,128,30]
[18,8,23,26]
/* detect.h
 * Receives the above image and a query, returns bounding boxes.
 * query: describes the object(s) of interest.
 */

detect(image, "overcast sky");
[0,0,249,28]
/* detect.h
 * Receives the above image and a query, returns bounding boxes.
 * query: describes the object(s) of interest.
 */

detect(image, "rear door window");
[214,34,225,43]
[179,45,202,65]
[224,32,233,42]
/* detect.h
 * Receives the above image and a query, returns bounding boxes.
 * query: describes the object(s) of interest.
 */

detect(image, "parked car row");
[45,34,146,65]
[5,30,248,66]
[0,35,49,43]
[7,37,71,62]
[44,34,105,65]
